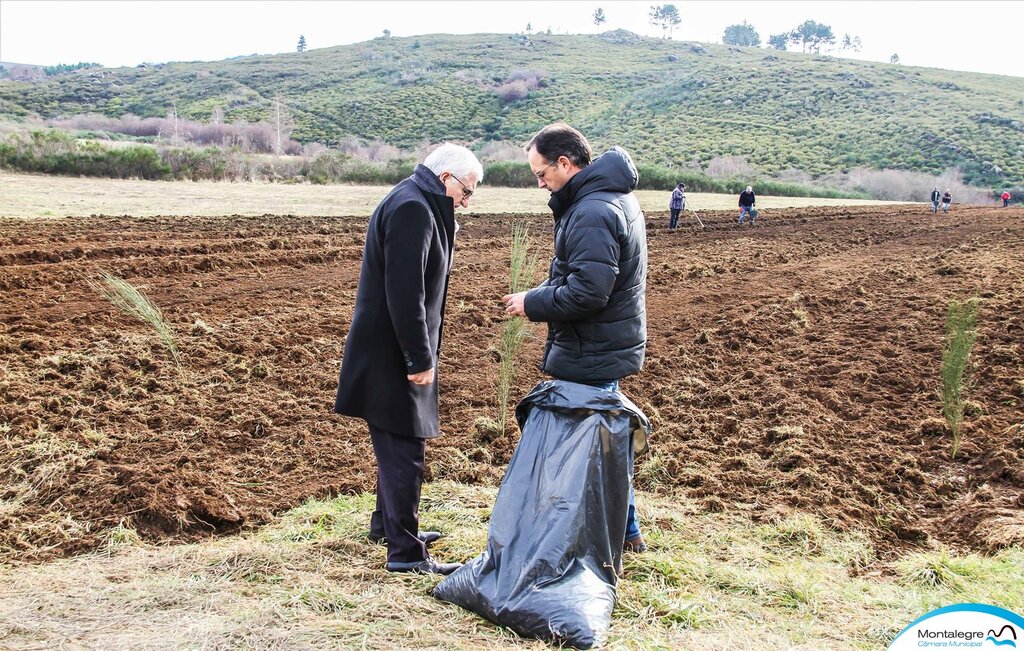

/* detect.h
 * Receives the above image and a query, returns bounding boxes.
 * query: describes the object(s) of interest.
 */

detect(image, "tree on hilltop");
[723,21,760,47]
[788,20,835,53]
[648,4,681,39]
[297,35,306,52]
[768,33,789,51]
[593,7,606,26]
[840,33,862,52]
[890,53,900,64]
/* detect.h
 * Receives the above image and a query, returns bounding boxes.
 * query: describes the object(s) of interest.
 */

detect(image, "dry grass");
[0,171,899,219]
[1,481,1020,650]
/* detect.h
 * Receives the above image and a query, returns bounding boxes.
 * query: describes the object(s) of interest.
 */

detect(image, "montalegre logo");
[888,603,1022,649]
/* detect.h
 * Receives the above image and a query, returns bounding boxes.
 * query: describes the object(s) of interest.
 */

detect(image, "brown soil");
[2,205,1022,561]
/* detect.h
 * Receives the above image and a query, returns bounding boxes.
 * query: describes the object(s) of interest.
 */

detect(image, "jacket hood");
[548,147,639,219]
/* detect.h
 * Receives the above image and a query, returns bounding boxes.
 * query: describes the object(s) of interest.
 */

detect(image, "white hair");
[422,143,484,182]
[745,185,753,192]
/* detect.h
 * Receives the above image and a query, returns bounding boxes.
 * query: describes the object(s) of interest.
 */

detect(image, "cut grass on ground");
[0,171,899,219]
[1,481,1020,650]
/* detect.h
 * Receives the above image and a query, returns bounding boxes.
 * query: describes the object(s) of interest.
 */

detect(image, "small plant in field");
[105,520,142,553]
[941,297,979,458]
[92,271,180,366]
[496,222,539,437]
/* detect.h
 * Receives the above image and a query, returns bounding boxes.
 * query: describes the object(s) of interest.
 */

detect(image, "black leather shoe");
[386,558,461,575]
[368,531,442,545]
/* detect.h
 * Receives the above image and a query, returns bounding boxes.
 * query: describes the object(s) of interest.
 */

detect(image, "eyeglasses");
[449,174,473,199]
[533,160,558,180]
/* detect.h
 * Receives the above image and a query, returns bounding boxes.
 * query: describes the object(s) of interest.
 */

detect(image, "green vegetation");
[43,62,101,76]
[92,271,180,365]
[0,32,1020,189]
[941,297,979,458]
[724,21,761,47]
[0,130,170,179]
[2,482,1021,649]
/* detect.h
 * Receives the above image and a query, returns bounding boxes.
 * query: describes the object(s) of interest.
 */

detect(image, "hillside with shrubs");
[0,31,1021,199]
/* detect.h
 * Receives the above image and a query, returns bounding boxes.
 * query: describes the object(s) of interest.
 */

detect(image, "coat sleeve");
[382,200,435,374]
[523,209,619,322]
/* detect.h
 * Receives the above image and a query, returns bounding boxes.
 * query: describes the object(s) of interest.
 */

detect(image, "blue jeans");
[738,206,755,224]
[581,379,642,542]
[669,207,681,230]
[932,200,939,213]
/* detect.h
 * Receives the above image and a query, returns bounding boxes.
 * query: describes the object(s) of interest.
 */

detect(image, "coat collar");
[412,164,447,197]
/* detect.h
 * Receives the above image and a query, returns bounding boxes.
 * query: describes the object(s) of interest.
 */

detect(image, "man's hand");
[503,291,527,317]
[407,368,435,385]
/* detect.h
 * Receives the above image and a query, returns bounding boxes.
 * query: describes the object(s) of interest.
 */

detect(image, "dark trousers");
[368,424,428,564]
[669,208,681,229]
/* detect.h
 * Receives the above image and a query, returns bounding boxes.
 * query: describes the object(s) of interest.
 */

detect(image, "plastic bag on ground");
[433,380,651,649]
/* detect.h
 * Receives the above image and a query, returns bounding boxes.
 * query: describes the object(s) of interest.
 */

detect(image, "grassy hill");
[1,31,1021,187]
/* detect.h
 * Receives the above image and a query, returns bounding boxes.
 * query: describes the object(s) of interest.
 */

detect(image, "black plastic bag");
[433,380,651,649]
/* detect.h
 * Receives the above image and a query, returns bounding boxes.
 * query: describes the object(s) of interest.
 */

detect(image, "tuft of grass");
[92,271,180,366]
[757,513,826,555]
[897,550,978,591]
[105,520,141,553]
[495,221,539,437]
[941,297,979,458]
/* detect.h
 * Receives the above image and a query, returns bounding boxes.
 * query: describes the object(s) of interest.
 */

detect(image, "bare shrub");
[508,68,545,86]
[829,167,997,203]
[705,155,756,179]
[477,140,525,162]
[776,168,813,185]
[302,142,327,158]
[337,138,410,162]
[495,80,529,104]
[47,112,304,155]
[493,69,546,106]
[241,122,275,153]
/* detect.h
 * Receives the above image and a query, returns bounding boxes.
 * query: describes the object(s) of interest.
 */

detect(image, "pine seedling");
[497,222,539,437]
[941,297,978,458]
[93,271,181,366]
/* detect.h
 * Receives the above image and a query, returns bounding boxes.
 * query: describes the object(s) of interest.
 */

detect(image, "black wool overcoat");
[334,165,456,439]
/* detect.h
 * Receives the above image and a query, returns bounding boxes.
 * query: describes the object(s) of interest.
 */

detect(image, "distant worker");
[1002,190,1011,207]
[668,182,686,230]
[942,189,952,213]
[930,187,941,214]
[738,185,756,225]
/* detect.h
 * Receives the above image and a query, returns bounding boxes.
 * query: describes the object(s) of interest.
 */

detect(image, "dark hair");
[525,122,592,167]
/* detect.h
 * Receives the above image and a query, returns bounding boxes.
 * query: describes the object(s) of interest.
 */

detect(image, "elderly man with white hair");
[335,143,482,575]
[738,185,757,225]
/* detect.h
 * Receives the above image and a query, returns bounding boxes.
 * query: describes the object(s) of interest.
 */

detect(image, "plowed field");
[2,204,1022,562]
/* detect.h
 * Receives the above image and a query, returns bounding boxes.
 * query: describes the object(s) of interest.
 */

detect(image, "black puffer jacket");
[523,147,647,383]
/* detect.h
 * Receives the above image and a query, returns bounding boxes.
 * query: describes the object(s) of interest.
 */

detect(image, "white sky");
[1,1,1022,77]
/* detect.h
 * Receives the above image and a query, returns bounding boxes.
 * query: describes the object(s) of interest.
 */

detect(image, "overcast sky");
[1,1,1021,77]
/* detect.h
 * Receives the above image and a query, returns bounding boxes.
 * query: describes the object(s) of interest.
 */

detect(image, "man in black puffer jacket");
[503,122,648,552]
